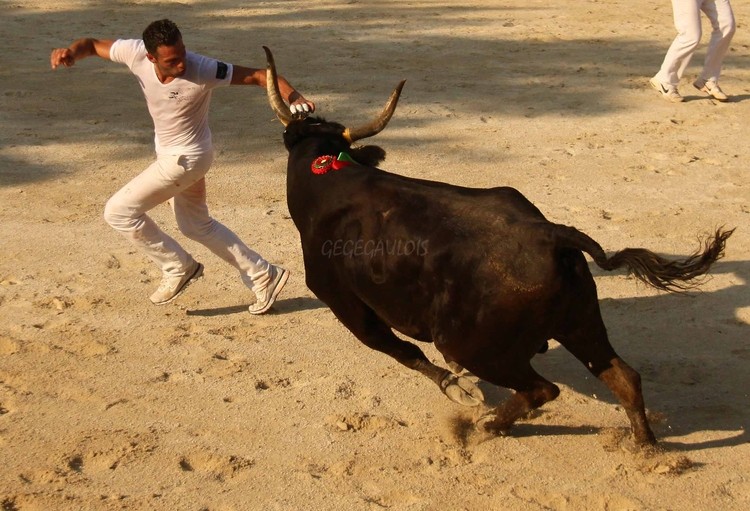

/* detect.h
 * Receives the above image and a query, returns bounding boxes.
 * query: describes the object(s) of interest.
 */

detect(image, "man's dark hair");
[142,19,182,55]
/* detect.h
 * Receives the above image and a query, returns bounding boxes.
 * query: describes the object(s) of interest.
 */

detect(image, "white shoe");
[149,260,203,305]
[248,266,289,315]
[649,77,684,103]
[693,78,728,102]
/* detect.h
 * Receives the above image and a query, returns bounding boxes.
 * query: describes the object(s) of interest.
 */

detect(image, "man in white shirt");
[50,19,315,314]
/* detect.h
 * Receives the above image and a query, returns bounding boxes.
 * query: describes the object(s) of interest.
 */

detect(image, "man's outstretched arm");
[50,38,114,69]
[231,65,315,115]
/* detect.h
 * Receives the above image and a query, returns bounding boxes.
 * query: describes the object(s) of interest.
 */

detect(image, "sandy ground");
[1,0,749,509]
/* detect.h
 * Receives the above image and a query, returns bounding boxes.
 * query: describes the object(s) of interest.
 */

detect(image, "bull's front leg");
[319,290,484,407]
[413,359,484,407]
[359,331,484,407]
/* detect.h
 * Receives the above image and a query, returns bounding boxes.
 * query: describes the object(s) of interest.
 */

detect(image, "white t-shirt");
[109,39,234,156]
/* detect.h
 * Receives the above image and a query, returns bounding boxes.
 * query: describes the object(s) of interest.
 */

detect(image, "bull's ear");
[350,145,386,166]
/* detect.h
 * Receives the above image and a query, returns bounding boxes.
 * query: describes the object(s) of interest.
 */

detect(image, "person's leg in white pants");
[697,0,736,84]
[103,152,273,297]
[171,158,273,292]
[655,0,704,87]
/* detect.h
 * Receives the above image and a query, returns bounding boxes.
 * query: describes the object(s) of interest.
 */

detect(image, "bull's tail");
[552,224,734,292]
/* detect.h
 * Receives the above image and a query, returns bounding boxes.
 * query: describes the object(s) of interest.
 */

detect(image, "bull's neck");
[293,137,349,162]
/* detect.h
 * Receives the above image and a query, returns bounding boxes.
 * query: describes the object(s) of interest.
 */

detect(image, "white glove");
[290,102,311,115]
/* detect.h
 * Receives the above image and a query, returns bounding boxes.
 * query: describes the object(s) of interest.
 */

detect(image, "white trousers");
[655,0,736,86]
[103,151,272,292]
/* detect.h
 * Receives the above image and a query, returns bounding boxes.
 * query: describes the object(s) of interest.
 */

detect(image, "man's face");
[147,38,187,79]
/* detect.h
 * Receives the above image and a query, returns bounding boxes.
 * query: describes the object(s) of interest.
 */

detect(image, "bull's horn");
[343,80,406,143]
[263,46,294,126]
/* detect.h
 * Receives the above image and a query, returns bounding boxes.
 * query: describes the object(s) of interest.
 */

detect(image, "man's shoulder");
[187,51,232,83]
[110,39,146,64]
[186,50,220,67]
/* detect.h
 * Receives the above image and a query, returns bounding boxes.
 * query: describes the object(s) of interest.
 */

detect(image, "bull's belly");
[305,241,559,344]
[357,289,465,343]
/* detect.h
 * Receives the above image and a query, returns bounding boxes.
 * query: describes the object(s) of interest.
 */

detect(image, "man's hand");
[50,39,112,70]
[50,47,76,69]
[288,90,315,116]
[290,99,315,116]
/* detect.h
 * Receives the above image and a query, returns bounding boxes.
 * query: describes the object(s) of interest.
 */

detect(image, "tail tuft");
[602,227,733,292]
[555,224,734,293]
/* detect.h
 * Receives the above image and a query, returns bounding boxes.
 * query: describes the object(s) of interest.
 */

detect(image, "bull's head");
[263,46,405,148]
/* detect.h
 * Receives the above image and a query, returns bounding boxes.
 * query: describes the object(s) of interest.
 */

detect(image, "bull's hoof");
[474,411,511,435]
[440,374,484,407]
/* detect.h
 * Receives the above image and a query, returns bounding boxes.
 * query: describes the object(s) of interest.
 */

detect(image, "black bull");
[263,47,733,446]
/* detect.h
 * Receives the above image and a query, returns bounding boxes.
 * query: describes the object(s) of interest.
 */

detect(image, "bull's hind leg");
[321,291,483,407]
[475,365,561,434]
[557,313,656,446]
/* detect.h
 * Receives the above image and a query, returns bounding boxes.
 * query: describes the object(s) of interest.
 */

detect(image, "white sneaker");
[248,265,289,315]
[649,77,684,103]
[693,78,728,102]
[149,260,203,305]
